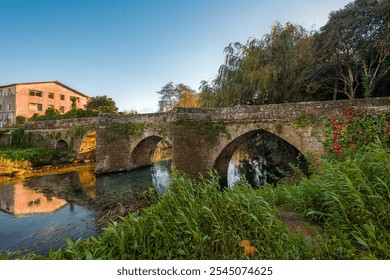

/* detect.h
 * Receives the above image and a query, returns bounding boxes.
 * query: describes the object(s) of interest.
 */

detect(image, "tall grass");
[281,142,390,259]
[0,147,60,167]
[2,143,389,260]
[0,156,31,175]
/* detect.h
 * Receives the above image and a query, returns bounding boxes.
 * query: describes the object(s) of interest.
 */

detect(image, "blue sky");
[1,0,352,112]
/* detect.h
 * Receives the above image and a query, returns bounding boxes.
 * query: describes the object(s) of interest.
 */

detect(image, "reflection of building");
[0,81,90,127]
[0,183,67,216]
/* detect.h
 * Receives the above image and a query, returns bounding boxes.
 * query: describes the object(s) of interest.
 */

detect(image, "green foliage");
[9,171,315,260]
[0,156,31,175]
[3,144,390,260]
[323,108,389,155]
[317,0,390,99]
[175,119,227,143]
[10,128,32,148]
[28,107,98,122]
[157,82,198,112]
[281,143,390,259]
[199,0,390,107]
[68,125,96,138]
[275,122,283,134]
[0,147,60,167]
[85,95,118,114]
[292,114,314,128]
[107,123,145,138]
[15,115,27,125]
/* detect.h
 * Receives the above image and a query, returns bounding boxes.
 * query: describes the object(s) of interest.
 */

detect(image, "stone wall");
[0,131,10,146]
[23,97,390,177]
[24,117,99,130]
[174,97,390,122]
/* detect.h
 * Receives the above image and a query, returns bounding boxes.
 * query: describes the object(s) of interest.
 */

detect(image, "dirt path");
[278,205,320,237]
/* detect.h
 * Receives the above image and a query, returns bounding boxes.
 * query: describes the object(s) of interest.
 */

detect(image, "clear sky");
[1,0,352,113]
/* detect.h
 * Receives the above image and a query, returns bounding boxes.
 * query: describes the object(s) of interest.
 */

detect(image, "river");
[0,139,296,256]
[0,160,171,255]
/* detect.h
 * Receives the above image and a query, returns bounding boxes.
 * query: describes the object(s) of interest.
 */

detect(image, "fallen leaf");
[239,240,258,257]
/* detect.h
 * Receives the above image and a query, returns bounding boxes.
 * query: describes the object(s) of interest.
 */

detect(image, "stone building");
[0,81,90,127]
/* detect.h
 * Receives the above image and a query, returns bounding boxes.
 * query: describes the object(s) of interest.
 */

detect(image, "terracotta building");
[0,81,90,127]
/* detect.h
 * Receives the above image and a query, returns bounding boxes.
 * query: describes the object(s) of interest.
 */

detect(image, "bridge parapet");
[175,97,390,122]
[98,112,174,125]
[24,117,99,130]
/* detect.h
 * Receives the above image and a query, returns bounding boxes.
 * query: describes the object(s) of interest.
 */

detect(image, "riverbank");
[2,143,388,260]
[0,161,96,183]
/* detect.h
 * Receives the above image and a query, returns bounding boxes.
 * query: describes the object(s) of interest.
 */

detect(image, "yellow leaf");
[239,240,259,256]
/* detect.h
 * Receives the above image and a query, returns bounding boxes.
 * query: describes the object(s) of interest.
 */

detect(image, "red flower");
[342,108,354,119]
[333,143,341,154]
[387,125,390,135]
[333,133,341,140]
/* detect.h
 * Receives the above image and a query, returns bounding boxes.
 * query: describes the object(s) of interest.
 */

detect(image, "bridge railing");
[175,97,390,122]
[23,97,390,130]
[24,117,99,130]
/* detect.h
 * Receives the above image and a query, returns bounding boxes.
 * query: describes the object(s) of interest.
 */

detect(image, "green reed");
[1,142,389,260]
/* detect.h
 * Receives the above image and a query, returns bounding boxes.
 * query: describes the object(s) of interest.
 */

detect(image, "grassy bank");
[0,147,61,177]
[1,143,389,260]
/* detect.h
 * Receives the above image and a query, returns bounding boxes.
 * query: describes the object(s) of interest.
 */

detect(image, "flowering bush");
[323,107,389,155]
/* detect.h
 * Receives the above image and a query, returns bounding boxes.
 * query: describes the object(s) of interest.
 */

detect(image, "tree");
[175,83,199,108]
[317,0,390,99]
[200,22,317,107]
[157,82,178,112]
[85,95,118,114]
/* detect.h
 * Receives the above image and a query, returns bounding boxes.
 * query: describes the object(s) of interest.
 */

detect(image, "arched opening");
[214,130,308,188]
[130,136,172,193]
[78,131,97,162]
[55,140,69,157]
[130,136,172,168]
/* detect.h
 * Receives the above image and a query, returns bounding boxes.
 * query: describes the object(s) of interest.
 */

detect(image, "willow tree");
[199,22,318,107]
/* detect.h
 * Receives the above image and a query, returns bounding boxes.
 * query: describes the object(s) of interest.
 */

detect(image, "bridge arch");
[55,139,69,157]
[129,134,172,170]
[213,128,307,187]
[76,130,97,162]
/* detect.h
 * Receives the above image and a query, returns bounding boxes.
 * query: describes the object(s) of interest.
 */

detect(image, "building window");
[70,96,80,104]
[48,105,54,109]
[30,90,43,97]
[8,104,11,110]
[48,92,55,99]
[60,94,65,100]
[0,105,2,111]
[29,103,43,111]
[59,106,65,113]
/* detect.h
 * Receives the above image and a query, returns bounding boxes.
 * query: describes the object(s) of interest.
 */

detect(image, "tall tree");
[317,0,390,99]
[157,82,179,112]
[85,95,118,113]
[175,83,199,108]
[200,22,317,107]
[157,82,198,111]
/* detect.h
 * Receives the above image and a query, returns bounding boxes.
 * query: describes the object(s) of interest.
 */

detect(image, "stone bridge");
[23,97,390,181]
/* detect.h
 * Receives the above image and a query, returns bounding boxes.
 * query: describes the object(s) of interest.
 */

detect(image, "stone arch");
[130,135,171,169]
[77,131,97,162]
[213,129,306,186]
[55,139,69,157]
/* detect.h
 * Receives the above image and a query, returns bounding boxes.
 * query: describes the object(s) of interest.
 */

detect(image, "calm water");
[0,160,171,255]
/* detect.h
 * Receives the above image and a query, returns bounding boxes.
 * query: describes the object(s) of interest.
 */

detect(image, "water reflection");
[0,159,172,255]
[228,148,267,188]
[0,183,67,216]
[227,131,308,188]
